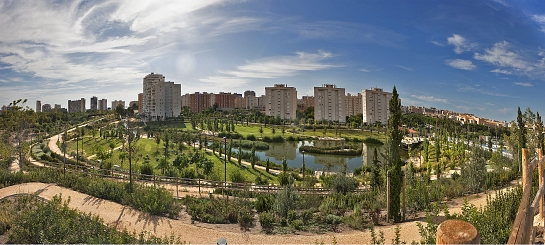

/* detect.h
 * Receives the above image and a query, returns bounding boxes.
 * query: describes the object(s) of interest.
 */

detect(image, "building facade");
[36,100,41,112]
[362,87,393,125]
[265,84,297,120]
[90,96,98,111]
[142,73,182,121]
[345,93,363,117]
[98,99,108,111]
[68,98,86,113]
[111,100,125,110]
[314,84,346,123]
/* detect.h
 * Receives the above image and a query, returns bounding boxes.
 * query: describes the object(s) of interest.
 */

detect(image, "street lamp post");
[223,136,227,196]
[302,150,305,179]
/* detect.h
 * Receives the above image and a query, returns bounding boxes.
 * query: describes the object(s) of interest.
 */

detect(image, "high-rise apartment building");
[188,92,213,113]
[42,104,52,112]
[142,73,182,121]
[90,96,98,111]
[111,100,125,110]
[362,87,393,125]
[265,84,297,120]
[345,93,363,117]
[36,100,41,112]
[244,90,256,98]
[98,99,108,111]
[68,98,86,113]
[138,93,143,112]
[314,84,345,123]
[297,96,314,111]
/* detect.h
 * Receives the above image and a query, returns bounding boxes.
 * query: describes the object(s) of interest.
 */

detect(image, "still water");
[233,140,407,173]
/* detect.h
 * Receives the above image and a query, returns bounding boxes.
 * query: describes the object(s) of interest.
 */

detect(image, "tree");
[157,156,169,175]
[115,104,126,117]
[250,143,256,169]
[370,147,382,191]
[461,145,487,193]
[537,112,544,151]
[1,99,36,171]
[237,145,242,166]
[387,86,403,222]
[517,107,526,172]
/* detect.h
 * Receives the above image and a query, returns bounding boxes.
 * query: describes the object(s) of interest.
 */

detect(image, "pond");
[232,139,408,173]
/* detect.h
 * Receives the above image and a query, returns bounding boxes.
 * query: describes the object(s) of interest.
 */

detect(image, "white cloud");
[411,95,449,104]
[474,41,530,71]
[490,68,512,74]
[199,51,342,89]
[514,82,533,87]
[458,84,517,98]
[498,107,513,114]
[431,40,445,46]
[359,68,370,72]
[445,59,476,70]
[447,34,477,54]
[396,65,414,71]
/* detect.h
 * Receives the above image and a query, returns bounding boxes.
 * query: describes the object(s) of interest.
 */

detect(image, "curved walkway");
[0,182,505,244]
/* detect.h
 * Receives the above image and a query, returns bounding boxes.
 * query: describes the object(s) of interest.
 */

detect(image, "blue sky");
[1,0,545,121]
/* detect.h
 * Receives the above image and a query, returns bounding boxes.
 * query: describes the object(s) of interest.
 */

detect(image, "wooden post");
[176,176,179,199]
[522,148,528,190]
[386,170,391,223]
[537,149,545,220]
[436,219,480,244]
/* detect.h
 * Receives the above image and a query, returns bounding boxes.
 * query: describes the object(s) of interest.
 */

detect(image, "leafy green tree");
[387,86,403,222]
[1,99,36,171]
[157,156,169,175]
[237,145,242,166]
[461,145,487,193]
[537,112,544,151]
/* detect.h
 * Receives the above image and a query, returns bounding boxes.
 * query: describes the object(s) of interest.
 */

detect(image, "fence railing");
[508,148,545,244]
[33,160,369,196]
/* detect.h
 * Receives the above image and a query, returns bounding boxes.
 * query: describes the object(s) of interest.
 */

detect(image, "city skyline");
[1,0,545,121]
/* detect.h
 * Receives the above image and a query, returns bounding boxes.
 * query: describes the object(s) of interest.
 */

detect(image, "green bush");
[246,134,257,141]
[329,174,358,194]
[238,208,254,231]
[7,194,177,244]
[139,163,154,178]
[258,211,275,233]
[255,194,274,212]
[343,207,368,230]
[325,214,342,231]
[287,209,298,222]
[290,219,304,230]
[230,170,246,183]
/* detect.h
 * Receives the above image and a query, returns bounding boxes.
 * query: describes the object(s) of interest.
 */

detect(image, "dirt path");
[0,182,509,244]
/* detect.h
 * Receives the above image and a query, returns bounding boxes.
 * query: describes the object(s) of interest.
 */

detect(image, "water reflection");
[234,139,403,173]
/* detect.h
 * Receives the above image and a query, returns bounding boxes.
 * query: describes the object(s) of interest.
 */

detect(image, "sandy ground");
[0,182,509,244]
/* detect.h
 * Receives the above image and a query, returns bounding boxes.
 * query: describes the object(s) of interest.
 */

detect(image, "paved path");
[0,182,509,244]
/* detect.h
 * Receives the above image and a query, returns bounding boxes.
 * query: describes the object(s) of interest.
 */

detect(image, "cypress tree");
[387,86,403,222]
[517,107,526,173]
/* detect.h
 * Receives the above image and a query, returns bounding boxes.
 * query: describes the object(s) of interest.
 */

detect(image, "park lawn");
[206,152,278,184]
[235,124,292,139]
[64,136,123,158]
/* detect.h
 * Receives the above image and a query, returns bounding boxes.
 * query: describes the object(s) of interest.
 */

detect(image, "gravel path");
[0,182,504,244]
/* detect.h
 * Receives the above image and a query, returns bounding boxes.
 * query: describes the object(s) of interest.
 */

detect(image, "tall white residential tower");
[362,87,393,125]
[142,73,182,121]
[314,84,346,123]
[265,84,297,120]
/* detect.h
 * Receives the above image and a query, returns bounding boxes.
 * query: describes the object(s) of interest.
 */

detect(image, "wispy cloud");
[411,95,449,104]
[490,68,512,74]
[474,41,530,71]
[431,40,445,46]
[498,107,513,114]
[514,82,533,87]
[447,34,477,54]
[458,84,517,98]
[532,14,545,33]
[445,59,476,70]
[199,51,342,89]
[396,65,414,71]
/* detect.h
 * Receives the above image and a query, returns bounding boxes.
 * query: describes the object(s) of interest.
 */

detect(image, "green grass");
[234,123,387,142]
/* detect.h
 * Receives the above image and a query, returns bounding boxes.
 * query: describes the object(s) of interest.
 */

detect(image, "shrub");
[343,207,367,230]
[329,174,358,194]
[255,194,274,213]
[139,163,153,179]
[258,211,275,233]
[230,170,245,183]
[246,134,257,141]
[290,219,304,230]
[238,208,254,231]
[325,214,342,231]
[300,209,314,225]
[287,210,298,222]
[275,186,298,219]
[43,146,50,153]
